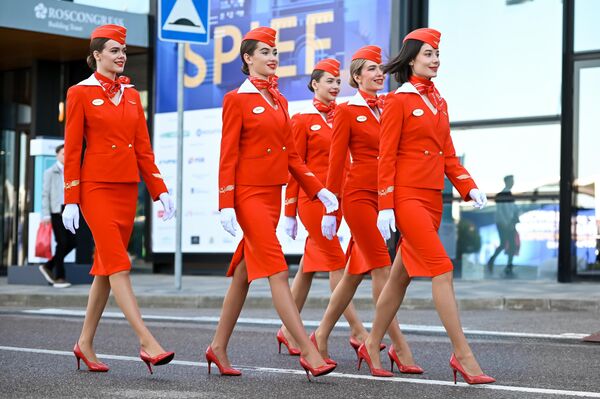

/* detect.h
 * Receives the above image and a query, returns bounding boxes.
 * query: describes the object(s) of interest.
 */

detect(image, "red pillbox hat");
[403,28,441,49]
[351,45,382,64]
[313,58,340,77]
[91,24,127,45]
[242,27,277,47]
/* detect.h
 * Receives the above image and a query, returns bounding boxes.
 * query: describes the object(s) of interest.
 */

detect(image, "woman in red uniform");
[277,59,371,355]
[62,24,176,374]
[208,27,338,380]
[313,46,421,376]
[362,28,495,384]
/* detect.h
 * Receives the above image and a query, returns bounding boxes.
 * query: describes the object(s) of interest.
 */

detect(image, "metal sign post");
[158,0,210,290]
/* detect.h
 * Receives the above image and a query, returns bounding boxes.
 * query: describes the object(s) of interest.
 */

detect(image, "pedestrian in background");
[39,143,73,288]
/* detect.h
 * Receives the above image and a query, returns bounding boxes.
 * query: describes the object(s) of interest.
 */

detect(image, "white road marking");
[1,345,599,398]
[20,308,589,341]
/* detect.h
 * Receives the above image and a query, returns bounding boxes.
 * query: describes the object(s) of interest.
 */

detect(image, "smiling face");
[410,43,440,79]
[354,60,385,95]
[94,39,127,77]
[244,42,279,78]
[312,71,341,104]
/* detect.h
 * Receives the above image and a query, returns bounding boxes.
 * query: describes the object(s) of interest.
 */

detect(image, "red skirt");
[227,185,288,282]
[80,182,137,276]
[297,194,346,273]
[394,187,453,277]
[343,187,391,275]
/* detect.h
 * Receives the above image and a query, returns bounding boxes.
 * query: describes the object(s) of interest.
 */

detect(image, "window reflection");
[429,0,562,121]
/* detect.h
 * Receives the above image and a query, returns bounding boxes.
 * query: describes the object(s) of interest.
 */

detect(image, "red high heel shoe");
[349,337,386,358]
[387,345,423,374]
[73,343,109,372]
[309,332,337,366]
[139,349,175,375]
[205,346,241,376]
[449,353,495,385]
[357,344,393,377]
[299,357,336,382]
[277,328,301,356]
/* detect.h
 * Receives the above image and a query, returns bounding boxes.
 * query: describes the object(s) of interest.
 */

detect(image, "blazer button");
[267,148,272,154]
[424,150,430,155]
[112,145,117,149]
[282,146,286,151]
[128,144,133,148]
[439,151,443,155]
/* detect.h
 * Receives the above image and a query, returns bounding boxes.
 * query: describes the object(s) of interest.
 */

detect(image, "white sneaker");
[39,265,55,284]
[53,279,71,288]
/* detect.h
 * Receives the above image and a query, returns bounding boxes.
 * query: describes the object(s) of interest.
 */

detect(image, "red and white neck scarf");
[312,98,336,124]
[358,89,384,110]
[94,72,130,99]
[249,75,281,104]
[409,75,445,111]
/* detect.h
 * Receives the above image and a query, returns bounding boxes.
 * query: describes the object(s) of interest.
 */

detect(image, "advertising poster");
[152,0,392,254]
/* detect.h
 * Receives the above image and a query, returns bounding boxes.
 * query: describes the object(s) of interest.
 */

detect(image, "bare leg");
[77,275,111,362]
[314,271,363,359]
[371,264,415,366]
[432,271,483,375]
[329,268,368,342]
[209,260,250,368]
[364,256,412,369]
[108,271,167,357]
[281,258,314,348]
[269,271,326,367]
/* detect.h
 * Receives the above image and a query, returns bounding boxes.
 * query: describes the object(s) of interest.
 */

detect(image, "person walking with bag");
[39,144,73,288]
[62,24,176,374]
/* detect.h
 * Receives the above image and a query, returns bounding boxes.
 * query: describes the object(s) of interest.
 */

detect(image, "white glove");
[377,209,396,241]
[316,188,339,214]
[321,215,337,240]
[159,192,176,221]
[62,204,80,234]
[220,208,237,236]
[469,188,488,209]
[283,216,298,239]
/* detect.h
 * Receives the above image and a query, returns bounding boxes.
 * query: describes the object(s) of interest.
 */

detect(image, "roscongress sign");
[0,0,148,47]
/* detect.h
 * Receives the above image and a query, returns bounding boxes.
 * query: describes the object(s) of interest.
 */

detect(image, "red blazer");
[64,75,167,204]
[326,92,382,199]
[218,79,323,210]
[284,106,337,217]
[378,81,477,210]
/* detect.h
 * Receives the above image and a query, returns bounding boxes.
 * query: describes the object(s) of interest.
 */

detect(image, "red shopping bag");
[35,222,53,259]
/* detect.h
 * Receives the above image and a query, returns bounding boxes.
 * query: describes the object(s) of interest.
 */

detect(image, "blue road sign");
[158,0,210,44]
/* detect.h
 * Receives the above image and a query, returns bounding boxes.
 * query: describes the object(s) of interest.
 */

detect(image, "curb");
[1,294,599,313]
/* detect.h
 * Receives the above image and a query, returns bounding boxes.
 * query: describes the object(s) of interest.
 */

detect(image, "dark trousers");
[45,212,77,279]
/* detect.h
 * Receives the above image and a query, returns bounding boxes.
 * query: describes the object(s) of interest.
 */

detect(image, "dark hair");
[307,69,327,92]
[87,38,110,71]
[55,144,64,154]
[383,39,424,84]
[240,39,260,75]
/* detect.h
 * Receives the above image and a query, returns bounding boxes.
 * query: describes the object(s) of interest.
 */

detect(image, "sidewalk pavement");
[1,272,599,312]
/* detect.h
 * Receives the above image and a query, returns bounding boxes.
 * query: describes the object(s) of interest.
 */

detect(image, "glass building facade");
[2,0,599,284]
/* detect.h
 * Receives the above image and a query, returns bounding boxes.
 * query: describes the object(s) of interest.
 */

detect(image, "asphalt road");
[1,306,599,399]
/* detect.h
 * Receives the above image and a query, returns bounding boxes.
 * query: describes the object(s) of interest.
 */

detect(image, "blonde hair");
[348,58,368,88]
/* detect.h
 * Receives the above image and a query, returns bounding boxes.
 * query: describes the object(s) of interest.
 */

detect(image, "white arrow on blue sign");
[158,0,210,44]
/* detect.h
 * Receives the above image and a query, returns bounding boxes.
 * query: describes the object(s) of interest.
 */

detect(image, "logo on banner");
[34,3,48,19]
